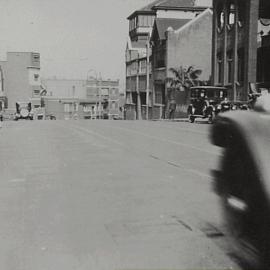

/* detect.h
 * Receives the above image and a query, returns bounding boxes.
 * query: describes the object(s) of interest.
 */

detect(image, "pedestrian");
[0,110,3,128]
[168,100,176,120]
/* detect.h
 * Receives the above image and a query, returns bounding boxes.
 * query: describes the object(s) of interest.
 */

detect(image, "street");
[0,120,240,270]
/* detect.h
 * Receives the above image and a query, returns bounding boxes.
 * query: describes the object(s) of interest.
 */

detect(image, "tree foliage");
[166,66,203,92]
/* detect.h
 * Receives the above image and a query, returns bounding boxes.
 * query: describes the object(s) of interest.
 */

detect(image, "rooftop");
[128,0,206,19]
[153,18,190,40]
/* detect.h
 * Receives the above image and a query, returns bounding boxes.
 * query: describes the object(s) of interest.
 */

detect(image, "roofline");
[152,6,209,11]
[27,66,40,69]
[175,8,213,34]
[127,10,155,20]
[127,5,210,20]
[7,51,40,54]
[151,17,191,41]
[190,86,227,90]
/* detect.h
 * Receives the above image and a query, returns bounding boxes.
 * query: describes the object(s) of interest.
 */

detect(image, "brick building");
[212,0,270,101]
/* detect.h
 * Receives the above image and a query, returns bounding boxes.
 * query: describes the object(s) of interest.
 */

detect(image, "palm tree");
[167,65,202,92]
[165,66,203,118]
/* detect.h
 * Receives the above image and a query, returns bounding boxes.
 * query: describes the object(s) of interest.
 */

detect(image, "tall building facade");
[125,0,208,120]
[151,8,212,118]
[0,52,42,109]
[212,0,270,101]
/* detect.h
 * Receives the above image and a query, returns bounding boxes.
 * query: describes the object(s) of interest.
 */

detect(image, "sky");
[0,0,211,89]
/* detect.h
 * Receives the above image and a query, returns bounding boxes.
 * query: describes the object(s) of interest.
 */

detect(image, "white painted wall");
[156,10,198,19]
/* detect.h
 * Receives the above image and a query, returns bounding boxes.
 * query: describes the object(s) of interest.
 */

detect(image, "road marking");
[65,123,214,180]
[8,178,25,183]
[62,124,126,147]
[90,123,219,155]
[134,120,209,135]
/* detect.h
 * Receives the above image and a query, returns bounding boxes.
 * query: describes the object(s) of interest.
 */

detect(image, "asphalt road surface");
[0,119,241,270]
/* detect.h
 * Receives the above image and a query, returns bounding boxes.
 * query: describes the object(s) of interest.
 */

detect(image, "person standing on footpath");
[0,110,3,128]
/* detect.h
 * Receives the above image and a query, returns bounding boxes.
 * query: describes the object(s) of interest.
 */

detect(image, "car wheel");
[208,114,214,124]
[189,115,195,123]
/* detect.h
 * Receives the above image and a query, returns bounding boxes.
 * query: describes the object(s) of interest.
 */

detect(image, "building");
[41,78,87,98]
[0,52,42,110]
[42,77,120,120]
[85,78,120,119]
[151,8,212,118]
[212,0,270,101]
[125,0,208,120]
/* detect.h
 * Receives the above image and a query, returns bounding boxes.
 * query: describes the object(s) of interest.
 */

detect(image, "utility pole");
[95,77,98,119]
[0,66,4,111]
[98,74,102,119]
[136,53,142,120]
[146,33,150,120]
[0,66,4,94]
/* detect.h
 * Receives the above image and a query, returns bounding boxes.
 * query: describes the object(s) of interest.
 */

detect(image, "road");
[0,119,240,270]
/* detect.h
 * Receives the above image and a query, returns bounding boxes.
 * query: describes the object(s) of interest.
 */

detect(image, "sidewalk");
[152,118,189,122]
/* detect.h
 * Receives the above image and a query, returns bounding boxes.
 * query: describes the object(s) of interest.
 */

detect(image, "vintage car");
[14,102,34,120]
[187,86,228,123]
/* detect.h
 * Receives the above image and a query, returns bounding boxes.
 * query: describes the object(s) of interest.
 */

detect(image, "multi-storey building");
[151,8,212,119]
[42,77,120,120]
[212,0,270,101]
[86,78,120,119]
[0,52,42,109]
[125,0,208,120]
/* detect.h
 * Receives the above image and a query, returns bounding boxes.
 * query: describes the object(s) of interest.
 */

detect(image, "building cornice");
[27,66,40,69]
[153,6,209,12]
[127,10,155,20]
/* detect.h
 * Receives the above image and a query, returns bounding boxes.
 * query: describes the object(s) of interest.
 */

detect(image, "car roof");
[190,86,227,90]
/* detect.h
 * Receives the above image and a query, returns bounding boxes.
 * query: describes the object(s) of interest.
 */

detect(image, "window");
[64,103,72,112]
[237,48,245,83]
[34,74,39,81]
[111,101,116,110]
[217,2,225,32]
[33,54,40,61]
[101,88,109,96]
[227,3,235,27]
[111,88,118,95]
[130,61,138,75]
[83,105,92,112]
[129,17,137,31]
[126,92,133,104]
[138,15,154,27]
[140,60,147,73]
[140,92,146,105]
[33,89,40,95]
[154,84,165,104]
[217,52,223,84]
[238,0,246,27]
[227,50,233,83]
[155,48,165,68]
